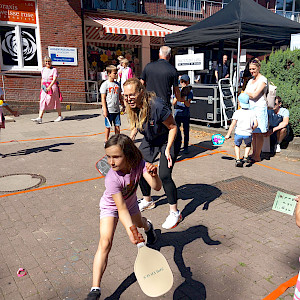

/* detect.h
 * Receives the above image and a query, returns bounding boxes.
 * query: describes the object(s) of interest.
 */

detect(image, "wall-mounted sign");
[175,53,204,71]
[291,33,300,50]
[48,47,78,66]
[0,0,36,24]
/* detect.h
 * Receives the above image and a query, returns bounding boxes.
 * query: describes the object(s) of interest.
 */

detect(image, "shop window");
[166,0,202,11]
[0,25,40,71]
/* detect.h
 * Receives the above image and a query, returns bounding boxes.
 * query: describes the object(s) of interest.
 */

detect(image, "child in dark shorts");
[225,93,258,167]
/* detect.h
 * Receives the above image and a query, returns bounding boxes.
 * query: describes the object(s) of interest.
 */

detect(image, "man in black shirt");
[215,54,229,82]
[140,46,181,108]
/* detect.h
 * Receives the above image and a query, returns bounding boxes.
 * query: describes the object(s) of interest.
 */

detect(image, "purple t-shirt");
[100,160,147,214]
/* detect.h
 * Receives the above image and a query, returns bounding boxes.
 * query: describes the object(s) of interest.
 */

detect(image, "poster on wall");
[48,47,78,66]
[0,26,38,67]
[291,33,300,50]
[175,53,204,71]
[0,0,36,24]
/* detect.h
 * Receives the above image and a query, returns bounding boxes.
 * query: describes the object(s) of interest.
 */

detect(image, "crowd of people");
[0,45,297,300]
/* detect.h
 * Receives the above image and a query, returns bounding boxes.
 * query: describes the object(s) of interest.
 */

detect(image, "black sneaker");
[86,289,101,300]
[243,157,251,164]
[145,220,157,245]
[235,159,243,167]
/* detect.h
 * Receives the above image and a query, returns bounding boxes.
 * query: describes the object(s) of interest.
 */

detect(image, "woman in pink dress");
[31,56,63,124]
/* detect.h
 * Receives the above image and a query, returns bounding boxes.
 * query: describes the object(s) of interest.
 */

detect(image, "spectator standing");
[225,93,258,167]
[100,65,123,143]
[215,54,229,82]
[118,59,133,93]
[265,96,289,153]
[124,78,182,230]
[140,46,181,108]
[31,56,63,124]
[244,58,268,162]
[172,74,193,154]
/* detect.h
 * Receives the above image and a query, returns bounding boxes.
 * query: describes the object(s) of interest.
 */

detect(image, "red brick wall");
[2,0,87,112]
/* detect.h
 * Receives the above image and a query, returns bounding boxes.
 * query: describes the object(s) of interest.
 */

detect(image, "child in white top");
[225,93,258,167]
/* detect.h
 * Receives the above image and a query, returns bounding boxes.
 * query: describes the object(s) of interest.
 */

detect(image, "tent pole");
[235,36,241,108]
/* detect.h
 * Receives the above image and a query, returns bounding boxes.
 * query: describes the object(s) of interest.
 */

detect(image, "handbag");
[265,81,277,109]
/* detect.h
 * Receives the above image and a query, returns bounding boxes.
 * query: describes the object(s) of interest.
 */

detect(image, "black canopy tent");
[166,0,300,98]
[165,0,300,50]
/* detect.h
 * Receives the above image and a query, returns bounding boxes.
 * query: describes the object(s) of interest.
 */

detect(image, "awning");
[86,15,187,37]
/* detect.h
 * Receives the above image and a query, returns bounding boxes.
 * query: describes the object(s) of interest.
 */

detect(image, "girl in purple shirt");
[87,134,162,300]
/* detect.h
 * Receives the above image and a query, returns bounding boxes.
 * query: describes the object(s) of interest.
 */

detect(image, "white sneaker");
[31,117,42,124]
[275,144,281,153]
[138,198,155,212]
[54,116,64,122]
[162,211,182,229]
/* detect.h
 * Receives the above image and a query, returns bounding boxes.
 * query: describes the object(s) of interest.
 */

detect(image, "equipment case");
[189,84,221,123]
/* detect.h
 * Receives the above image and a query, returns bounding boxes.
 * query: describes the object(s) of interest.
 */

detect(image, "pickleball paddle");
[95,155,110,176]
[130,225,173,297]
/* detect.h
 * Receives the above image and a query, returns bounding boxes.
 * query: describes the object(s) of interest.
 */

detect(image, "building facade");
[0,0,298,110]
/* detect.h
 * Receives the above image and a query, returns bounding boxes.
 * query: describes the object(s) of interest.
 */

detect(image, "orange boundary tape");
[0,128,129,144]
[262,275,297,300]
[0,176,103,198]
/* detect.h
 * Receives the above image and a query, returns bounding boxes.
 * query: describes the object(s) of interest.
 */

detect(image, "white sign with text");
[175,53,204,71]
[48,47,78,66]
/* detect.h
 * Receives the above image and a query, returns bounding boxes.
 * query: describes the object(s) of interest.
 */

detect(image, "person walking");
[140,46,181,108]
[244,58,268,162]
[86,134,161,300]
[124,78,182,230]
[225,93,258,167]
[31,56,63,124]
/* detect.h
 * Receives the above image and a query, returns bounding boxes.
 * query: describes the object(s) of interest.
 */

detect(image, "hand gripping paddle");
[211,134,225,146]
[130,225,173,297]
[95,155,110,176]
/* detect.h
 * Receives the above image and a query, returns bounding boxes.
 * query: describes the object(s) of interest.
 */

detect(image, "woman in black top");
[123,78,182,230]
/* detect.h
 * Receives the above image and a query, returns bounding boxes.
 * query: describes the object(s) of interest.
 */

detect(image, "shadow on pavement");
[176,140,219,162]
[1,142,74,158]
[154,183,222,217]
[63,114,100,121]
[105,225,220,300]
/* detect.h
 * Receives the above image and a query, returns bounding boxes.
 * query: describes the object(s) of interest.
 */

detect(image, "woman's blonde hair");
[249,58,261,68]
[123,78,156,131]
[121,58,129,67]
[44,56,52,62]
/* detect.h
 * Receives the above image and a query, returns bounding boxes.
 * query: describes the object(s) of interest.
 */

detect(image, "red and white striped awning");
[154,23,187,33]
[87,15,186,37]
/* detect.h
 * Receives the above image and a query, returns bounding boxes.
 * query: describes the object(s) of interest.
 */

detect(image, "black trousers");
[139,131,181,205]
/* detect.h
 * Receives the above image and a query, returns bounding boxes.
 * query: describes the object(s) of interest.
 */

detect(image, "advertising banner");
[0,0,36,24]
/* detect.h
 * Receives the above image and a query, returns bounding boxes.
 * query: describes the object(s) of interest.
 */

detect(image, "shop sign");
[175,53,204,71]
[290,33,300,50]
[0,0,36,24]
[48,46,78,66]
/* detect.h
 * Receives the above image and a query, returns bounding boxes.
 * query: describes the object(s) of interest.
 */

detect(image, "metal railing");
[84,0,300,23]
[275,10,300,22]
[1,73,100,104]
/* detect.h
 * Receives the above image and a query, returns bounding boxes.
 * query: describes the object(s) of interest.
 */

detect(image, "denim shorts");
[105,113,121,128]
[234,134,252,147]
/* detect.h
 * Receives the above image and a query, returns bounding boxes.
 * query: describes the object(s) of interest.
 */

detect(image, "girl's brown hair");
[105,134,143,169]
[123,78,156,131]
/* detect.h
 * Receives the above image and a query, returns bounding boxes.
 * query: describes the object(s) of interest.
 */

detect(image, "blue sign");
[48,47,78,66]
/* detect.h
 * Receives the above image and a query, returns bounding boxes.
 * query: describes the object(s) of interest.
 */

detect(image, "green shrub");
[260,48,300,136]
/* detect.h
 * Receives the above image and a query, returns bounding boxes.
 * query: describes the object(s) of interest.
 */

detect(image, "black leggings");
[139,132,181,205]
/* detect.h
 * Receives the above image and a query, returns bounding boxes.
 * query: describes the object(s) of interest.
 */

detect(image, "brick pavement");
[0,110,299,300]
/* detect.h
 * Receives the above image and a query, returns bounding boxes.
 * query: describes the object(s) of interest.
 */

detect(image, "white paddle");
[130,225,173,297]
[95,155,110,176]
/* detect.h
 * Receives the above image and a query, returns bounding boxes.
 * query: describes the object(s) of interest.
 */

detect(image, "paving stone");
[1,110,299,299]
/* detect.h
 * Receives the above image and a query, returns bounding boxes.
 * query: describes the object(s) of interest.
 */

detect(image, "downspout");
[80,0,88,102]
